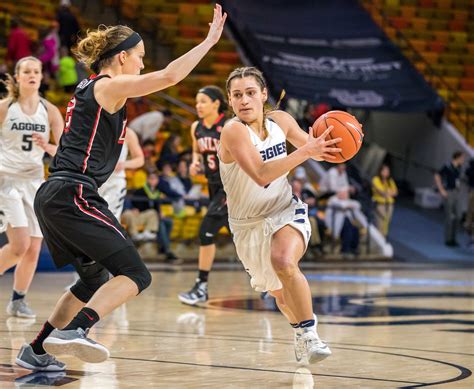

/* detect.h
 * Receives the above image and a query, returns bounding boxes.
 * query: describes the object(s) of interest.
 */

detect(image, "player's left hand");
[32,133,48,150]
[205,4,227,46]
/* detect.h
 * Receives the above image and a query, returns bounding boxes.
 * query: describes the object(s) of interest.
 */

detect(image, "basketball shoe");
[43,328,109,363]
[294,315,331,364]
[7,299,36,319]
[178,279,208,305]
[16,344,66,371]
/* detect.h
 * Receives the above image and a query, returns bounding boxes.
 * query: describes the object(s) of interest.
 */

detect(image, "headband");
[198,87,223,102]
[91,32,142,73]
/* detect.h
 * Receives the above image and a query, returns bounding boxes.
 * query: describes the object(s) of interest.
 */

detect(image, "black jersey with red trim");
[50,75,127,187]
[195,113,225,185]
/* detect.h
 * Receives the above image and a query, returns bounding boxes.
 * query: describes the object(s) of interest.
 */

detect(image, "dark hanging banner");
[221,0,444,112]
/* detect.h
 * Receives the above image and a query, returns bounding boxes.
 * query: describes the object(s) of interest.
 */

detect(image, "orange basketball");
[313,110,364,163]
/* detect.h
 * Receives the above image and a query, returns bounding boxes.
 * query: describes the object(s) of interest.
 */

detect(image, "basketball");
[313,110,364,163]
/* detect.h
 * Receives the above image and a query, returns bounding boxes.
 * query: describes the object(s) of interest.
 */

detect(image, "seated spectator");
[6,18,31,66]
[321,164,367,256]
[325,191,363,257]
[297,103,315,133]
[157,134,182,169]
[372,164,398,238]
[159,161,188,216]
[291,177,325,256]
[319,163,356,197]
[128,109,173,143]
[57,46,78,93]
[124,171,182,263]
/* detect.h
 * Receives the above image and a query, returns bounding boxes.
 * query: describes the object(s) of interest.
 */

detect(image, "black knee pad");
[100,246,152,293]
[199,215,228,246]
[70,260,110,303]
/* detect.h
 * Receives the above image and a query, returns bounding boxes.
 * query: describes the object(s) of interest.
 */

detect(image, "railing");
[361,1,473,144]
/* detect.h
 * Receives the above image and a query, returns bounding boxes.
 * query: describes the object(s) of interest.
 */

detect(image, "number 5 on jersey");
[207,154,217,171]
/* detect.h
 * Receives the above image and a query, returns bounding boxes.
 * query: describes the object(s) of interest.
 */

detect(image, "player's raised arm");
[91,4,226,105]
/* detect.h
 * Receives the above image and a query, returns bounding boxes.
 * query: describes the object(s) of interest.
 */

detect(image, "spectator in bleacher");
[297,103,315,133]
[291,177,325,257]
[38,22,60,78]
[6,18,32,66]
[320,164,366,256]
[56,0,81,50]
[372,164,398,238]
[465,158,474,247]
[159,161,187,216]
[176,159,193,194]
[434,151,465,247]
[157,133,182,169]
[57,46,78,93]
[123,170,182,263]
[128,109,173,143]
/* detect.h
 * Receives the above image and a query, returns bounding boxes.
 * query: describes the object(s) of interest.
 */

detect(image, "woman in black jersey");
[178,86,228,306]
[16,5,226,371]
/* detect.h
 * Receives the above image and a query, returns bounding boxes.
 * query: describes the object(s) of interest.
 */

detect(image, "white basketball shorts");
[230,196,311,292]
[0,175,43,237]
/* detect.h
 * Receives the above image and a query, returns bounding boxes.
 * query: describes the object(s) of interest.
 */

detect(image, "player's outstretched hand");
[206,4,227,46]
[306,125,342,161]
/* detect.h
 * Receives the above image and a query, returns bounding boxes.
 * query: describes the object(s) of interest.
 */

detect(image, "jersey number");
[118,120,127,144]
[207,154,217,171]
[22,134,33,151]
[64,97,76,133]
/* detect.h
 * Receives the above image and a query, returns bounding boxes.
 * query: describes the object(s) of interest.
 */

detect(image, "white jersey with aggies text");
[219,118,292,220]
[0,100,50,179]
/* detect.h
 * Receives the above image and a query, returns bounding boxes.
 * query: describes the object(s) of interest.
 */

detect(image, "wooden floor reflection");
[1,265,473,388]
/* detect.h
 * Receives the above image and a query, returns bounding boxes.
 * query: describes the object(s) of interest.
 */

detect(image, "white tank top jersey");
[220,118,293,220]
[110,141,128,179]
[0,99,50,179]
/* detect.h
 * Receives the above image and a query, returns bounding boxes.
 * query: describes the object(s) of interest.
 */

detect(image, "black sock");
[12,290,25,301]
[290,323,299,329]
[30,321,55,355]
[198,270,209,283]
[63,307,100,331]
[298,319,315,329]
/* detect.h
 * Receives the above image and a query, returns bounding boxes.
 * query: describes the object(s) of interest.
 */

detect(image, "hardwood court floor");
[0,265,473,388]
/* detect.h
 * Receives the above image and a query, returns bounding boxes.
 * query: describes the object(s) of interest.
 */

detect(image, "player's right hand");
[205,4,227,45]
[306,125,342,161]
[190,161,201,176]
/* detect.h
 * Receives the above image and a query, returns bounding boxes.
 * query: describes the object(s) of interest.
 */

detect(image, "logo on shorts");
[205,232,214,237]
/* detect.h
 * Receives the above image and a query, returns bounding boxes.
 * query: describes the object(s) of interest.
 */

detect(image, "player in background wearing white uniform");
[0,57,64,318]
[219,67,341,364]
[99,128,144,219]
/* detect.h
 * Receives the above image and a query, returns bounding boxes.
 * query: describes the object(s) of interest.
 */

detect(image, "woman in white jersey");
[0,56,64,318]
[219,67,341,364]
[98,128,144,219]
